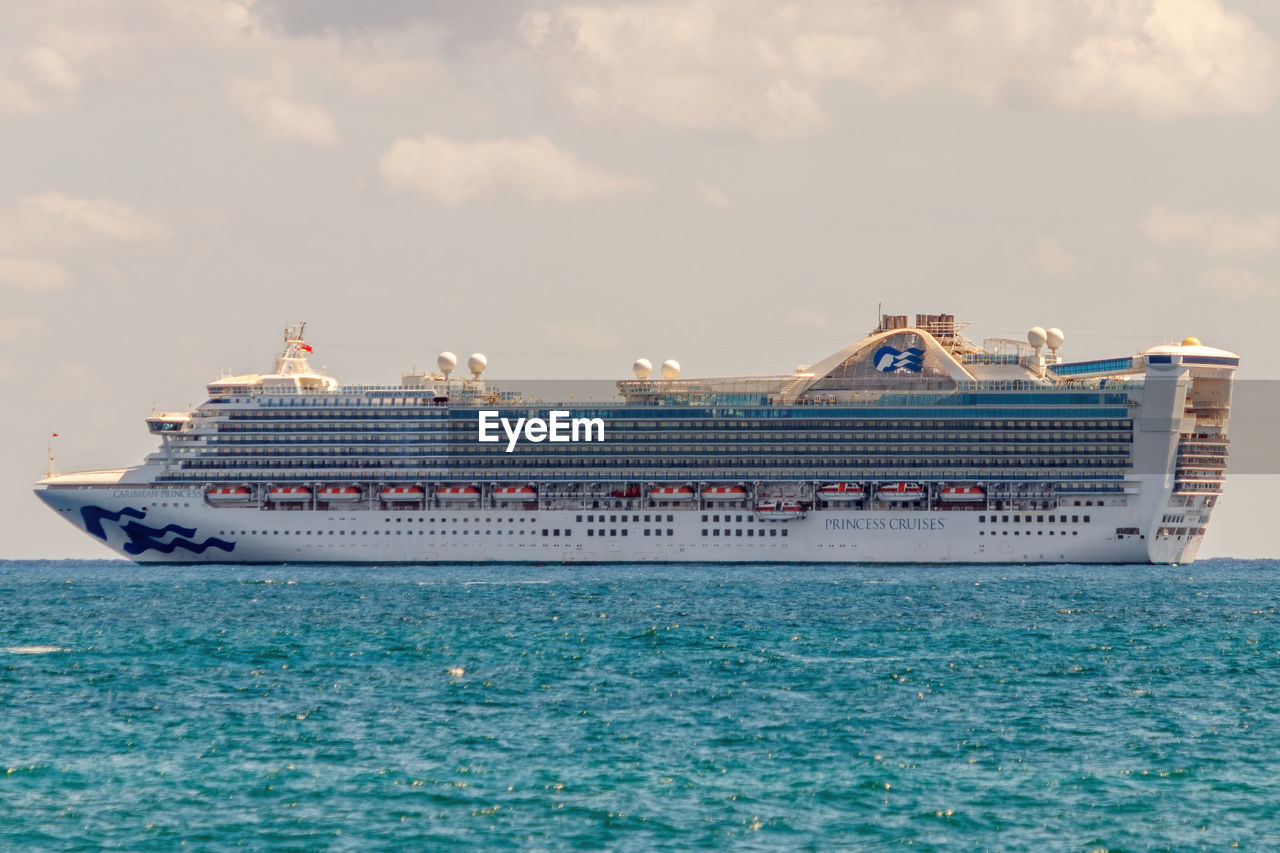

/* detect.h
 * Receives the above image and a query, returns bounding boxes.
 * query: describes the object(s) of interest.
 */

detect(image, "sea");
[2,559,1279,851]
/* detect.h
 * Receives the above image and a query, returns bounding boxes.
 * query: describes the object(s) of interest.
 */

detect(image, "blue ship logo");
[873,345,925,373]
[81,505,235,556]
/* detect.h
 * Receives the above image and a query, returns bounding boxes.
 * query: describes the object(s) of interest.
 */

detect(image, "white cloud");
[693,181,734,211]
[1029,236,1082,276]
[523,0,1279,138]
[0,314,47,344]
[1141,205,1280,257]
[0,257,70,291]
[379,134,650,205]
[15,192,169,244]
[1200,266,1275,299]
[226,78,339,146]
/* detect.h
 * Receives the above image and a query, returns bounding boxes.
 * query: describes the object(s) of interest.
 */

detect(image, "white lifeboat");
[702,485,745,498]
[318,485,363,502]
[206,486,251,503]
[436,485,481,502]
[755,500,806,520]
[651,486,694,501]
[493,485,537,501]
[268,486,312,503]
[877,482,925,502]
[380,485,425,503]
[939,485,985,502]
[817,482,864,501]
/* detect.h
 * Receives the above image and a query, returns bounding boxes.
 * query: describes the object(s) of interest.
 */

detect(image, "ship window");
[667,529,673,536]
[1083,515,1090,523]
[645,529,651,536]
[588,529,594,536]
[769,529,776,537]
[610,529,617,537]
[701,530,707,536]
[667,515,674,522]
[714,529,720,536]
[1072,515,1079,522]
[542,529,548,536]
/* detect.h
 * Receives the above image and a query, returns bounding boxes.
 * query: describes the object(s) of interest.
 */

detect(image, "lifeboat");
[650,486,694,502]
[817,482,864,501]
[268,486,312,503]
[876,481,925,502]
[206,486,251,503]
[436,485,481,502]
[318,485,363,502]
[380,485,425,503]
[493,485,537,501]
[939,485,985,502]
[755,500,806,520]
[610,486,640,498]
[702,485,746,499]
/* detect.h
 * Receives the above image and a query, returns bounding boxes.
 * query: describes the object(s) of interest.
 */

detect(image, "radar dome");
[467,353,488,377]
[1046,328,1065,350]
[437,351,458,375]
[632,358,652,380]
[1181,336,1201,347]
[1027,327,1048,349]
[660,359,681,380]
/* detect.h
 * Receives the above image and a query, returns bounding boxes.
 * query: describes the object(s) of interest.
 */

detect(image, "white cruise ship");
[35,316,1236,564]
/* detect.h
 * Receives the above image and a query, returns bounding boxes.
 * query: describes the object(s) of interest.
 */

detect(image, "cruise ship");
[35,315,1237,564]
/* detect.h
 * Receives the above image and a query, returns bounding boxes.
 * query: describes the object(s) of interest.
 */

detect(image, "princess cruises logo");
[873,345,925,373]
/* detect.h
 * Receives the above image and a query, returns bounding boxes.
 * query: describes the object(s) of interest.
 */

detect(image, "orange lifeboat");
[380,485,425,503]
[650,486,694,502]
[436,486,481,502]
[702,485,746,498]
[493,485,537,501]
[268,486,312,503]
[939,485,985,502]
[318,485,363,502]
[206,486,251,503]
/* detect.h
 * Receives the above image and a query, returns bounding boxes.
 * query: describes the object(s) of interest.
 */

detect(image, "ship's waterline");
[35,315,1237,564]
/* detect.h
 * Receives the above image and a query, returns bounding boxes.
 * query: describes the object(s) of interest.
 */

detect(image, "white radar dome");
[1027,327,1048,349]
[632,358,653,380]
[1046,328,1065,350]
[467,353,488,377]
[437,351,458,375]
[661,359,681,380]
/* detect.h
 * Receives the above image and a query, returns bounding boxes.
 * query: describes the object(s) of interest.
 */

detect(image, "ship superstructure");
[35,316,1237,564]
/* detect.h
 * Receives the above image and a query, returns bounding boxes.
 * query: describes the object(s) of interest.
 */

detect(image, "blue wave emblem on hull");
[80,505,235,556]
[873,345,925,373]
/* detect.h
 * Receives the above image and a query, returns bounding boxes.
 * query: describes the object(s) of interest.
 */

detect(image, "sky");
[4,0,1280,559]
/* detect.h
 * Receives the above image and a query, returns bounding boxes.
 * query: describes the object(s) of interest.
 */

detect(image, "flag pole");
[45,430,58,479]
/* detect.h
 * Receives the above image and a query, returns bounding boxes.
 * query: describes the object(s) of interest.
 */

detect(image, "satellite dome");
[437,351,458,375]
[467,353,488,377]
[660,359,681,380]
[1027,327,1048,349]
[632,358,652,380]
[1181,336,1201,347]
[1046,328,1065,350]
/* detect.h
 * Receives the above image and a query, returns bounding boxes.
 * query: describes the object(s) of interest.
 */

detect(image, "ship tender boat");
[817,482,864,501]
[755,500,806,520]
[877,482,925,502]
[35,317,1239,565]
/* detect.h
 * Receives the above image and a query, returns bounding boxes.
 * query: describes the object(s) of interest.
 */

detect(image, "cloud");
[522,0,1279,138]
[0,257,70,291]
[379,133,650,205]
[693,181,733,211]
[1200,266,1275,299]
[1141,206,1280,257]
[15,192,169,244]
[226,79,339,146]
[1029,236,1082,276]
[0,314,47,344]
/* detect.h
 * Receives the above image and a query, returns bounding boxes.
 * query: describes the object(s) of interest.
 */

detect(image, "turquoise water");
[2,559,1279,851]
